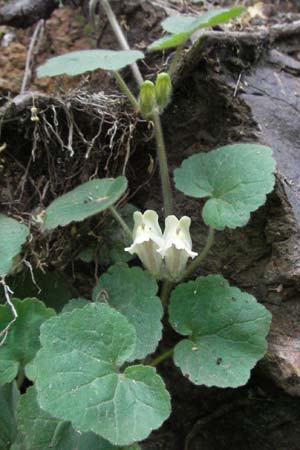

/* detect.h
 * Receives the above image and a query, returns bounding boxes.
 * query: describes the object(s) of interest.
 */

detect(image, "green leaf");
[0,382,19,449]
[0,298,55,385]
[162,7,244,34]
[37,50,144,77]
[17,386,115,450]
[32,304,171,446]
[0,214,29,278]
[148,32,190,51]
[42,177,127,231]
[93,264,163,360]
[62,298,90,313]
[168,275,271,388]
[174,144,276,230]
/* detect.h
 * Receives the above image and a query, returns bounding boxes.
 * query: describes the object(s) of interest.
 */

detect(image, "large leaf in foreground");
[17,386,115,450]
[169,275,271,387]
[93,264,163,360]
[174,144,275,230]
[37,50,144,77]
[0,298,55,384]
[0,214,29,277]
[42,177,127,231]
[32,304,171,446]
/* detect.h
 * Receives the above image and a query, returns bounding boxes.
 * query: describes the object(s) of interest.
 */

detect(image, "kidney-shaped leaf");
[174,144,275,230]
[148,32,190,51]
[37,50,144,77]
[33,304,171,446]
[42,177,127,231]
[93,264,163,361]
[0,298,55,385]
[162,7,244,34]
[169,275,271,388]
[0,382,19,449]
[0,214,29,278]
[17,386,115,450]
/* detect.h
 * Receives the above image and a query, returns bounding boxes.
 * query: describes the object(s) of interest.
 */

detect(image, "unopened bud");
[139,80,156,117]
[155,72,172,113]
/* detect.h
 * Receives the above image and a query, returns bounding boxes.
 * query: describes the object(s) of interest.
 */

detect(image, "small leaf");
[0,214,29,278]
[37,50,144,77]
[162,7,244,34]
[174,144,275,230]
[148,32,190,51]
[32,304,171,445]
[0,298,55,384]
[0,382,19,449]
[93,264,163,360]
[168,275,271,387]
[42,177,127,231]
[17,386,115,450]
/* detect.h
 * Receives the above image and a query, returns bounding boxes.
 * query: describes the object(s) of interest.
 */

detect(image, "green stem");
[182,226,215,280]
[150,348,174,367]
[109,206,132,239]
[151,110,172,217]
[112,71,139,110]
[160,279,172,307]
[16,368,24,389]
[168,45,184,77]
[101,0,143,87]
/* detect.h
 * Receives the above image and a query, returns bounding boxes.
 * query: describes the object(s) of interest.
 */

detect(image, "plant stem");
[16,368,24,389]
[160,279,172,307]
[101,0,143,87]
[150,348,174,367]
[112,71,139,111]
[151,110,172,217]
[168,44,184,77]
[182,226,215,280]
[109,206,132,239]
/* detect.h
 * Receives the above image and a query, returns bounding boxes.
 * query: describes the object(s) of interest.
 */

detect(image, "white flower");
[125,210,164,277]
[157,215,198,280]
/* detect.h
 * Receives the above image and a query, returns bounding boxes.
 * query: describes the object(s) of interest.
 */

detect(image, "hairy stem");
[112,71,139,110]
[109,206,132,239]
[151,110,173,217]
[168,45,184,77]
[100,0,143,87]
[150,348,174,367]
[183,227,215,279]
[160,279,172,307]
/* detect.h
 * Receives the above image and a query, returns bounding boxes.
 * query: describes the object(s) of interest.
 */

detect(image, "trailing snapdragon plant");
[0,3,276,449]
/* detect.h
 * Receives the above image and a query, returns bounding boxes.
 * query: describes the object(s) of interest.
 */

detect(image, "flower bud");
[139,80,156,117]
[125,210,164,277]
[155,72,172,113]
[158,215,197,280]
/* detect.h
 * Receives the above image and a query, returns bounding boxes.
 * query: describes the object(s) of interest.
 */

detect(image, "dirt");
[1,1,300,449]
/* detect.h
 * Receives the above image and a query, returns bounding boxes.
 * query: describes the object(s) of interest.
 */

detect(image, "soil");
[1,1,300,449]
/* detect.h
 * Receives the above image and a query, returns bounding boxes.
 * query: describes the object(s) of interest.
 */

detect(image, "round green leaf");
[33,304,171,446]
[0,298,55,384]
[17,386,115,450]
[169,275,271,387]
[162,7,244,34]
[42,177,127,231]
[148,32,190,51]
[0,214,29,278]
[174,144,276,230]
[37,50,144,77]
[93,264,163,360]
